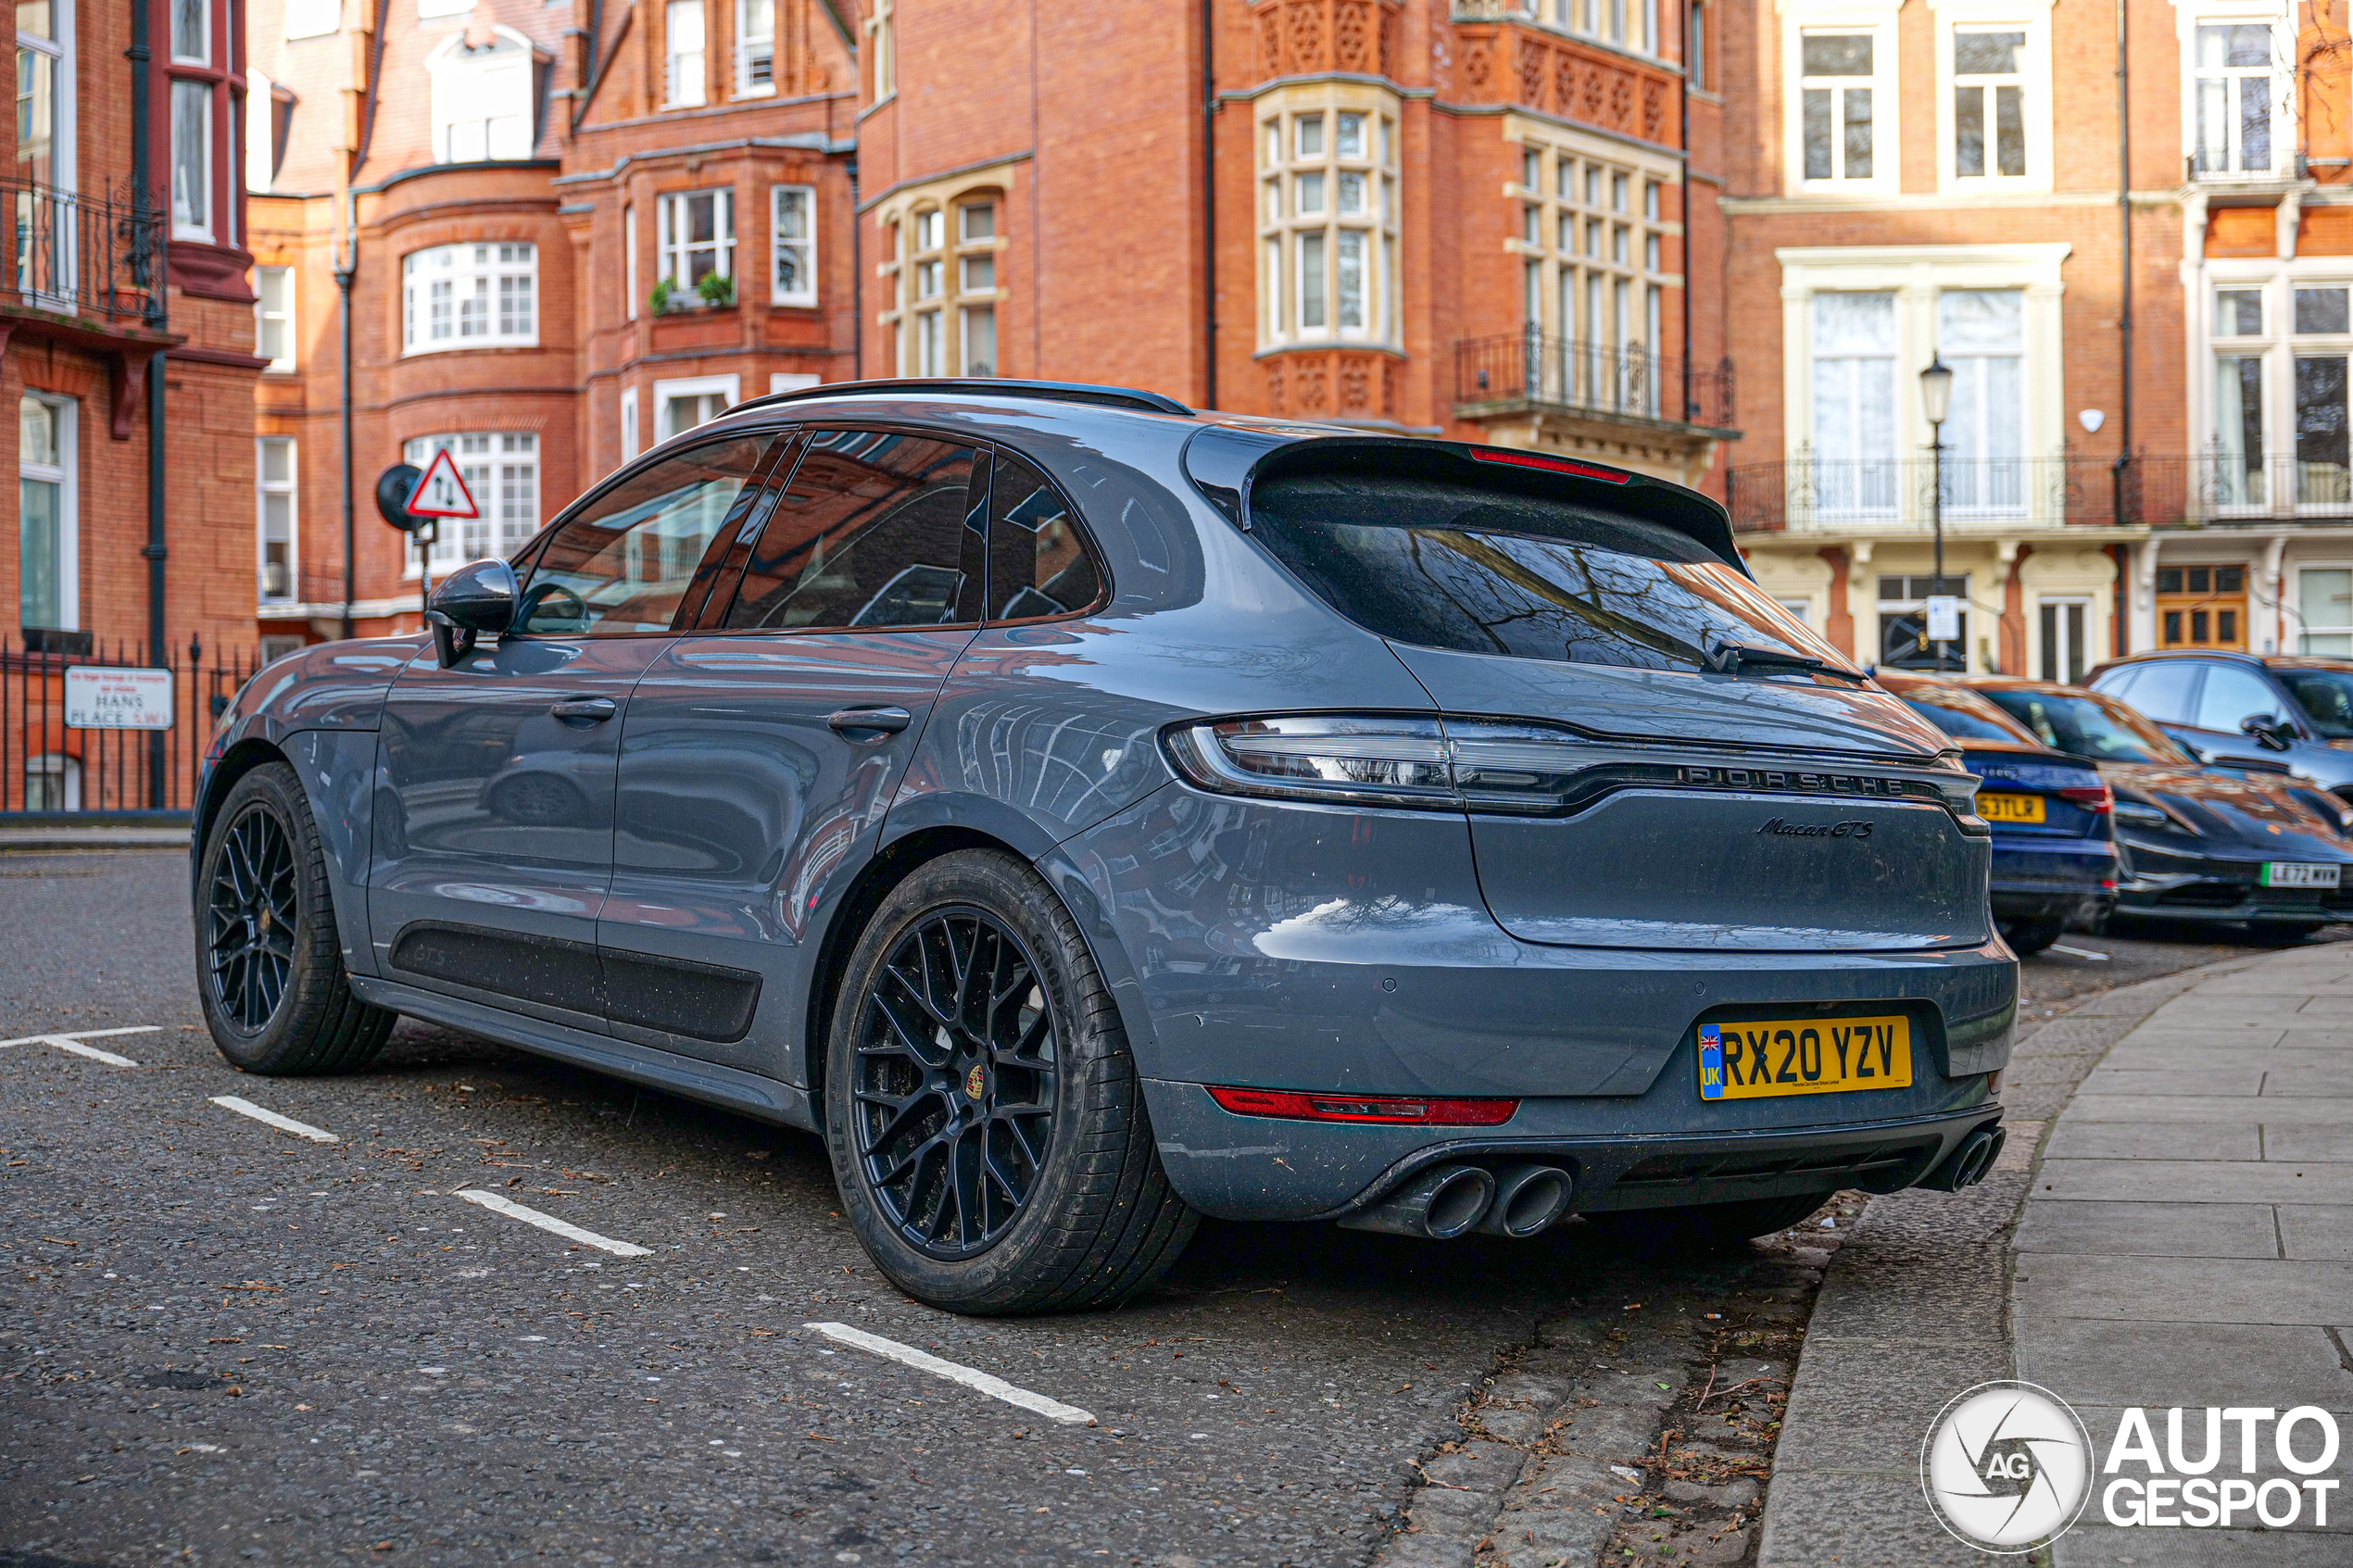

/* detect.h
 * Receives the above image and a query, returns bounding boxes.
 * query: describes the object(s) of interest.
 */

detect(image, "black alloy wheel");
[207,802,299,1030]
[851,906,1060,1258]
[195,760,393,1076]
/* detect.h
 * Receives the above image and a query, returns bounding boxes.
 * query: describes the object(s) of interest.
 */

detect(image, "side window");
[520,434,776,634]
[724,430,981,631]
[2194,664,2288,733]
[986,452,1103,621]
[2124,660,2201,725]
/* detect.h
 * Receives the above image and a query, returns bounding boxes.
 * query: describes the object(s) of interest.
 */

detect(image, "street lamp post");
[1919,355,1955,671]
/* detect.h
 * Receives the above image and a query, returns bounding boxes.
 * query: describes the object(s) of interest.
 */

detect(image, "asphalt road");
[0,852,1839,1568]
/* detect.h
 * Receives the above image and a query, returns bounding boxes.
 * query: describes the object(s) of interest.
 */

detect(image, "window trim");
[665,0,709,109]
[257,434,298,605]
[170,0,211,66]
[1781,3,1902,195]
[424,25,538,165]
[771,183,817,307]
[400,242,540,356]
[1934,5,2053,194]
[982,449,1113,627]
[2182,6,2295,182]
[736,0,777,97]
[255,264,296,371]
[657,187,736,288]
[652,372,743,445]
[17,392,78,632]
[2295,563,2353,654]
[621,386,640,462]
[1255,87,1402,350]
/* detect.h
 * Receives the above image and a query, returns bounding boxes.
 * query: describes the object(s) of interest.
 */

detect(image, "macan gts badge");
[191,379,2015,1316]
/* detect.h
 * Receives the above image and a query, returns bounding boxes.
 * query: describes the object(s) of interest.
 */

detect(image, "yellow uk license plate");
[1698,1015,1913,1101]
[1977,792,2046,824]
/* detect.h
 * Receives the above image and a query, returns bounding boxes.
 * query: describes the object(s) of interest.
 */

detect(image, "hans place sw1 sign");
[64,667,174,731]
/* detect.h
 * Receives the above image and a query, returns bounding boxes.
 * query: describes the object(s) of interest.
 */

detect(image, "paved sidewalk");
[1758,954,2281,1566]
[2019,943,2353,1566]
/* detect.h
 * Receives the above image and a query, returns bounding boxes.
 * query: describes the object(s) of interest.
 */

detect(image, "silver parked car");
[192,381,2013,1314]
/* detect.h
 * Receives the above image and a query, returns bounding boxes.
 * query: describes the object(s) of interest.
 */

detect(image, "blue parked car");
[192,380,2014,1314]
[1874,672,2119,955]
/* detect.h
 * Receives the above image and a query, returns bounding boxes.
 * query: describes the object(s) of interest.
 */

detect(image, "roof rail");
[732,377,1193,418]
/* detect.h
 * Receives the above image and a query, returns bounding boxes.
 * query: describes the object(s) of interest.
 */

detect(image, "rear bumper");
[1992,889,2114,928]
[1143,1080,2001,1220]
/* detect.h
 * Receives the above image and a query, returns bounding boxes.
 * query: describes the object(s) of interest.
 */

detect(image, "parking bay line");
[454,1188,652,1257]
[209,1096,341,1143]
[0,1026,158,1067]
[804,1321,1096,1427]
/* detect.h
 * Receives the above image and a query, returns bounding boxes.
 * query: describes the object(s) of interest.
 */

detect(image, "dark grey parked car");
[2086,650,2353,800]
[191,380,2014,1315]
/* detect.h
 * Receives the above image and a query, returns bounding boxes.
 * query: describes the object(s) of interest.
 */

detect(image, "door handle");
[826,706,912,736]
[550,697,618,723]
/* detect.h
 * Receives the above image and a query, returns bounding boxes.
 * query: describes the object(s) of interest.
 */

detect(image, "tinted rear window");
[1248,473,1856,675]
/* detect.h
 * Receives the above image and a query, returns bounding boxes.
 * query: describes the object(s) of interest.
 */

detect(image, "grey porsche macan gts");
[192,380,2013,1314]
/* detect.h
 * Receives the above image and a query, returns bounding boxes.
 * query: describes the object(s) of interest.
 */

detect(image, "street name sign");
[65,667,174,730]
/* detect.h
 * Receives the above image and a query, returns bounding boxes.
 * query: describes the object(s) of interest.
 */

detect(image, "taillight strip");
[1206,1085,1520,1126]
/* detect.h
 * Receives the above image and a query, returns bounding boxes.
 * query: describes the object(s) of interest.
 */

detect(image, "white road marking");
[803,1322,1096,1427]
[454,1188,652,1257]
[2048,944,2111,961]
[210,1096,340,1143]
[0,1026,158,1067]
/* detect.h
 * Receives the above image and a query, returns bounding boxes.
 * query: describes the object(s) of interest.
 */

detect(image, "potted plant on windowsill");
[695,271,736,309]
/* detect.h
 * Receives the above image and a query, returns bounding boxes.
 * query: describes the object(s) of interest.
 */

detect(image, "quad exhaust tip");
[1338,1162,1575,1241]
[1924,1125,2005,1192]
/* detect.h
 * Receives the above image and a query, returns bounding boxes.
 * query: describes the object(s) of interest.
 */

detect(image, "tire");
[823,848,1197,1315]
[1581,1193,1828,1252]
[196,761,395,1075]
[2003,919,2064,957]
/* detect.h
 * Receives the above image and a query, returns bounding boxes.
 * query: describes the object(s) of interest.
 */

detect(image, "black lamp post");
[1919,354,1955,670]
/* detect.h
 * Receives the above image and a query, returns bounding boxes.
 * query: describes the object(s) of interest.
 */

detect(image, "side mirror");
[2239,713,2297,752]
[426,558,520,669]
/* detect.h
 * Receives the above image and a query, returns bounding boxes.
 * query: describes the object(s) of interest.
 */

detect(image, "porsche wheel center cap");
[964,1063,988,1101]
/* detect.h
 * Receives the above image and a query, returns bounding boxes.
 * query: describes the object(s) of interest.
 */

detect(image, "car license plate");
[1976,792,2046,824]
[1699,1015,1913,1101]
[2261,862,2343,889]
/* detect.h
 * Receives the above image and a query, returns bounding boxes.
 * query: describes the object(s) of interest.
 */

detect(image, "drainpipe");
[1202,0,1217,409]
[335,192,358,641]
[131,0,170,806]
[2111,0,2133,528]
[1680,0,1692,426]
[849,161,862,382]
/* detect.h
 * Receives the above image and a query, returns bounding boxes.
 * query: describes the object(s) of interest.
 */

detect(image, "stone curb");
[1753,951,2281,1568]
[0,827,189,850]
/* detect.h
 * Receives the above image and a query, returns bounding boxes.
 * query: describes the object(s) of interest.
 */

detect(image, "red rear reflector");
[1470,449,1632,483]
[2058,784,2114,813]
[1206,1085,1519,1126]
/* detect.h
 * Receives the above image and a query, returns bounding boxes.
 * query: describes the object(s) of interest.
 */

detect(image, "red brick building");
[1,0,266,806]
[245,0,1730,645]
[1718,0,2353,672]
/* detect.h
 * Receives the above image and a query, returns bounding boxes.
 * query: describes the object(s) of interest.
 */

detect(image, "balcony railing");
[2120,452,2353,526]
[2,179,167,326]
[1455,331,1735,431]
[1727,454,2120,533]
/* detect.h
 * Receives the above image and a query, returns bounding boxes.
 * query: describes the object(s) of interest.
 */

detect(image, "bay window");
[659,189,735,291]
[896,194,1000,375]
[401,243,539,352]
[171,80,214,240]
[1256,98,1399,346]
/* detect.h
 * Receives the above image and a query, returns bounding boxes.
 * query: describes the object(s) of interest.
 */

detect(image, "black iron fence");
[2,177,168,325]
[1727,454,2122,533]
[1,633,258,815]
[1454,332,1736,431]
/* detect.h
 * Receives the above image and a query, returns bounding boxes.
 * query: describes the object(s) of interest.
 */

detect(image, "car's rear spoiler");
[1178,425,1744,571]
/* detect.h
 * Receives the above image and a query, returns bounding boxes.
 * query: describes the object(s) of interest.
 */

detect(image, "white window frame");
[255,264,296,371]
[426,27,535,164]
[867,0,895,102]
[2296,564,2353,654]
[624,204,638,320]
[621,387,640,462]
[736,0,776,96]
[18,393,76,631]
[1255,91,1401,350]
[2191,260,2353,520]
[1782,4,1901,195]
[284,0,340,38]
[652,373,741,444]
[257,435,298,604]
[769,372,820,395]
[401,243,539,355]
[16,0,78,302]
[402,433,540,577]
[1935,4,2053,194]
[170,0,210,65]
[2034,594,2091,683]
[772,183,816,306]
[665,0,708,108]
[658,189,736,288]
[2182,6,2293,182]
[170,78,214,241]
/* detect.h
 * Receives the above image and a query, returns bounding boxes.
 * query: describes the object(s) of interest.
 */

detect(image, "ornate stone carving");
[1380,358,1398,417]
[1339,355,1371,413]
[1298,358,1330,413]
[1642,80,1666,141]
[1336,0,1371,70]
[1464,39,1492,88]
[1517,41,1547,108]
[1554,53,1578,117]
[1265,360,1288,415]
[1608,73,1633,131]
[1285,0,1325,71]
[1258,6,1283,76]
[1580,64,1605,120]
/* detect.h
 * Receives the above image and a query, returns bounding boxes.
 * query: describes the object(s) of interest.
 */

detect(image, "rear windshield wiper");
[1703,639,1826,678]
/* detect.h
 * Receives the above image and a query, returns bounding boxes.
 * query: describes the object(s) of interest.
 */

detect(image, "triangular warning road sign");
[405,448,481,519]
